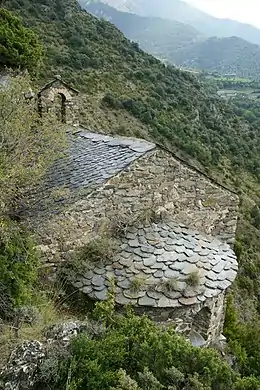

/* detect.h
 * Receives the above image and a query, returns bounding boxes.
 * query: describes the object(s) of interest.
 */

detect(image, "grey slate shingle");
[26,130,155,214]
[45,130,155,192]
[73,222,238,308]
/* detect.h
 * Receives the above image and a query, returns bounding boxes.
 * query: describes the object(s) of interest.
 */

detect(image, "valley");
[84,1,260,80]
[101,0,260,44]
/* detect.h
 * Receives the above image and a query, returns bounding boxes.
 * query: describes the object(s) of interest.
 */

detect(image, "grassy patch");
[130,277,147,293]
[160,278,179,293]
[72,237,118,268]
[186,272,200,287]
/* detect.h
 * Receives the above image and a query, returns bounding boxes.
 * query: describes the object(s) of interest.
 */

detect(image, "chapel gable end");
[37,75,79,125]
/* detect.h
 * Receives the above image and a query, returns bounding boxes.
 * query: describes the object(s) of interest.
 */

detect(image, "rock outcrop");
[0,321,88,390]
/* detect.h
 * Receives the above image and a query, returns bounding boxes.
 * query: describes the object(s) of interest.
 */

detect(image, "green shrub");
[0,7,43,71]
[235,376,260,390]
[0,219,39,317]
[111,369,141,390]
[224,294,260,379]
[36,294,243,390]
[76,237,117,265]
[61,237,118,284]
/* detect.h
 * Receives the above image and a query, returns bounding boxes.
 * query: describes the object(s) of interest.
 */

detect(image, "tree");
[0,74,66,218]
[0,8,43,71]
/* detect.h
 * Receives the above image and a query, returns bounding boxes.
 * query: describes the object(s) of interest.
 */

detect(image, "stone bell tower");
[37,75,79,125]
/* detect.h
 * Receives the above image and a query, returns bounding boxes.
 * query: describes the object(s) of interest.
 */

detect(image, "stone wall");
[38,79,79,125]
[33,148,239,265]
[132,292,225,346]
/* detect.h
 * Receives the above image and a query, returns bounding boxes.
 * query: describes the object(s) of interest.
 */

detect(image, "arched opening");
[192,307,211,340]
[53,93,66,123]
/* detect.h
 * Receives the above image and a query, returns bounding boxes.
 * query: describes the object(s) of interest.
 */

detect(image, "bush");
[0,74,66,217]
[35,292,248,390]
[74,237,117,266]
[224,294,260,379]
[0,7,43,71]
[0,219,39,317]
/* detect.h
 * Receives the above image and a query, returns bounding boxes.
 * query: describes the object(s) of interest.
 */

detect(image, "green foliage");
[235,376,260,390]
[0,7,43,71]
[0,219,39,317]
[35,297,260,390]
[138,367,163,390]
[111,369,141,390]
[92,279,115,325]
[224,294,260,380]
[76,237,118,265]
[0,74,66,217]
[234,217,260,314]
[224,294,239,340]
[250,205,260,229]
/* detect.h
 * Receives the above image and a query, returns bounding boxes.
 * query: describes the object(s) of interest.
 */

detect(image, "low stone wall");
[31,148,239,265]
[133,292,225,346]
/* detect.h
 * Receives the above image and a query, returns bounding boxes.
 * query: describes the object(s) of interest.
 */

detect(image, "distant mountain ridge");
[99,0,260,45]
[83,1,203,61]
[173,36,260,78]
[82,1,260,78]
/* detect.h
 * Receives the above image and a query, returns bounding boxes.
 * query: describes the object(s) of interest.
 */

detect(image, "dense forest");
[1,1,260,388]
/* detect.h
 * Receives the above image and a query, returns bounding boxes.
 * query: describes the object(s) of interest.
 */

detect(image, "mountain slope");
[82,1,203,61]
[101,0,260,45]
[4,0,260,183]
[81,2,260,78]
[174,36,260,78]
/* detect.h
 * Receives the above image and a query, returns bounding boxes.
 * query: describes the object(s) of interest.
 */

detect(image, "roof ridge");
[38,76,79,94]
[74,125,238,196]
[74,127,156,154]
[75,126,155,144]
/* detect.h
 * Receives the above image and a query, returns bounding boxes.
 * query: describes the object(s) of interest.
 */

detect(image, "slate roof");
[26,130,156,215]
[44,129,156,192]
[70,221,238,308]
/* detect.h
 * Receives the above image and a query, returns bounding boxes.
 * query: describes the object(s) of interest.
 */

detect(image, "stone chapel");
[26,77,239,347]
